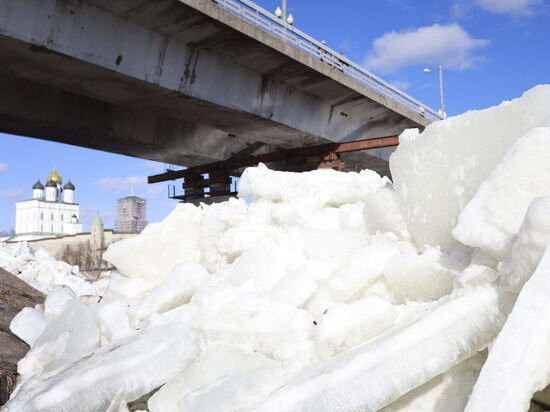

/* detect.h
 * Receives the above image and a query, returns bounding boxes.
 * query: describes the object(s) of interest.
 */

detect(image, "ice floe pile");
[0,242,109,297]
[5,85,550,412]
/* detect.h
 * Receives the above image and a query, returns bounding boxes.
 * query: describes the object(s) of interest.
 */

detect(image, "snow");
[5,84,550,411]
[465,249,550,412]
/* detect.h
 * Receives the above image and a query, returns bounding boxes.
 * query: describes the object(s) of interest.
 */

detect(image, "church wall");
[15,200,81,235]
[19,230,136,262]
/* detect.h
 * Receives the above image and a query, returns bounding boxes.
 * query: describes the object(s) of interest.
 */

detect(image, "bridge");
[0,0,441,172]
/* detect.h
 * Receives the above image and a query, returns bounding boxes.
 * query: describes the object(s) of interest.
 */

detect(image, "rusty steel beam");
[183,175,231,189]
[148,135,398,184]
[183,190,238,201]
[284,159,345,172]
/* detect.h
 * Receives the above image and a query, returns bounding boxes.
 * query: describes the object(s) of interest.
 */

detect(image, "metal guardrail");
[212,0,443,122]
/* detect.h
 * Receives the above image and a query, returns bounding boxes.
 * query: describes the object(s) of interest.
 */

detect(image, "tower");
[32,179,44,199]
[46,167,63,200]
[45,179,57,201]
[115,195,148,233]
[63,180,75,203]
[91,213,104,251]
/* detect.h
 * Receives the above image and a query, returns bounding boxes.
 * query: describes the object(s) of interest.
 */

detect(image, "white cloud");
[364,24,490,74]
[95,176,147,193]
[475,0,541,15]
[0,163,7,172]
[0,189,23,199]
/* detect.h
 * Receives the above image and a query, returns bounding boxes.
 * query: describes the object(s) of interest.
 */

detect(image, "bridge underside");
[0,0,429,171]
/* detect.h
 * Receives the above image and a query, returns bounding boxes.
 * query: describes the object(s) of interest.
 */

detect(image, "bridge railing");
[212,0,443,122]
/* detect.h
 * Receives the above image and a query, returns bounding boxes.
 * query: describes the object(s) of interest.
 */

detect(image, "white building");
[14,168,83,241]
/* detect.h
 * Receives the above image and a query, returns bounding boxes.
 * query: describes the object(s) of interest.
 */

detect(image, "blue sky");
[1,0,548,232]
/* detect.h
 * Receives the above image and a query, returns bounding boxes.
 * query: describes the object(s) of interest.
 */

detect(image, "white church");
[14,168,83,241]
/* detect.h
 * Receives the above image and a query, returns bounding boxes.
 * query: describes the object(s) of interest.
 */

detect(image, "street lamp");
[275,1,294,25]
[424,65,447,118]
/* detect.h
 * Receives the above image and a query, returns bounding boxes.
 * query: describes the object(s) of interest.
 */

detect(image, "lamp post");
[275,1,294,24]
[423,65,446,118]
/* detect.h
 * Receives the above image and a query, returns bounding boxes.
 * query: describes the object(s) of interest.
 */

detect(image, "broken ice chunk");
[363,182,412,241]
[193,279,313,356]
[148,344,280,412]
[391,85,550,250]
[453,126,550,259]
[93,301,135,344]
[43,286,76,320]
[314,296,398,358]
[17,299,101,381]
[10,307,48,347]
[253,286,504,412]
[5,322,197,412]
[338,202,366,232]
[268,269,317,307]
[129,262,208,325]
[327,237,400,303]
[103,203,204,295]
[500,196,550,291]
[180,365,285,412]
[228,244,287,294]
[303,228,365,279]
[454,264,497,288]
[381,353,486,412]
[238,164,386,206]
[384,252,454,302]
[465,249,550,412]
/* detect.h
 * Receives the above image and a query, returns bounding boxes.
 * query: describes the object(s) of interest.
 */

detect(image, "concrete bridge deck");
[0,0,439,167]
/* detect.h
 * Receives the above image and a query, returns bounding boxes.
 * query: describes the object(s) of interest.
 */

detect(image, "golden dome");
[46,168,63,185]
